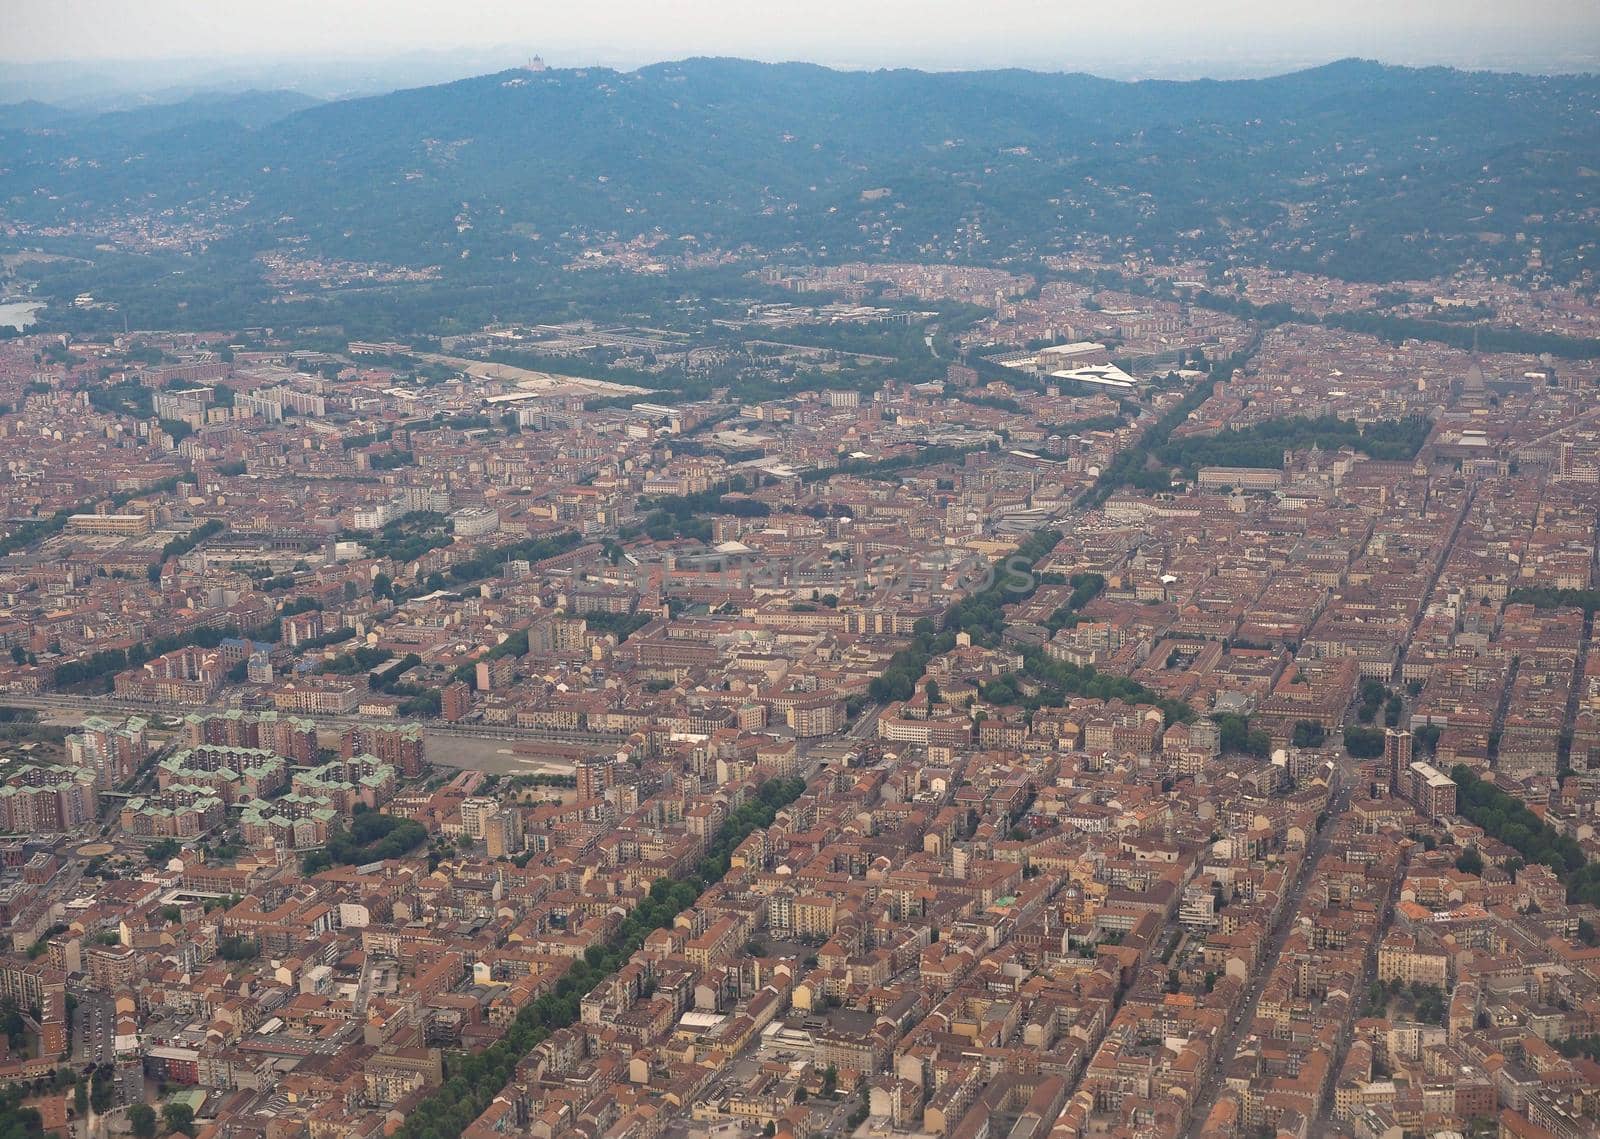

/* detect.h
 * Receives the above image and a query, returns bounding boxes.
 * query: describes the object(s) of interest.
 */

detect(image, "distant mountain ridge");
[1,57,1595,283]
[0,88,321,135]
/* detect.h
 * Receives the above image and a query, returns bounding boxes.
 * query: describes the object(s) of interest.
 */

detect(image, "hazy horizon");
[2,48,1597,114]
[3,0,1598,101]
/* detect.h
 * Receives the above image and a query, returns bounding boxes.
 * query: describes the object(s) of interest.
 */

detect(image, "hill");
[1,57,1596,323]
[0,88,322,137]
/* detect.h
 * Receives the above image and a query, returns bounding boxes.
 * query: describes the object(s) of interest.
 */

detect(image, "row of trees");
[1451,766,1600,904]
[149,519,226,581]
[1077,374,1217,507]
[388,777,807,1139]
[867,530,1064,704]
[799,443,987,485]
[53,612,283,689]
[399,530,584,599]
[0,474,191,559]
[1044,572,1106,633]
[1325,309,1600,361]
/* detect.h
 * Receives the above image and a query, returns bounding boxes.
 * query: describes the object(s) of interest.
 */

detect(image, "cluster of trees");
[642,476,769,520]
[1507,586,1600,615]
[416,413,497,433]
[635,511,713,543]
[1555,1035,1600,1062]
[125,1101,194,1137]
[0,998,28,1054]
[341,651,438,716]
[1361,979,1446,1024]
[1291,720,1326,748]
[356,511,453,565]
[388,777,806,1139]
[341,427,395,451]
[451,626,531,690]
[1213,712,1272,758]
[0,513,70,559]
[301,811,428,874]
[507,773,578,790]
[295,626,355,652]
[1157,414,1432,475]
[24,925,67,961]
[0,1065,94,1137]
[217,935,260,961]
[1344,726,1387,758]
[369,653,423,692]
[367,449,416,471]
[87,380,154,418]
[867,625,947,704]
[1451,766,1600,904]
[318,646,394,675]
[577,610,653,642]
[158,418,194,444]
[146,839,182,864]
[984,647,1194,727]
[396,689,442,718]
[1356,678,1404,726]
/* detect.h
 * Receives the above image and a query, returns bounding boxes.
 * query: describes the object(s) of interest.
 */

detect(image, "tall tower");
[577,755,613,802]
[1384,728,1413,798]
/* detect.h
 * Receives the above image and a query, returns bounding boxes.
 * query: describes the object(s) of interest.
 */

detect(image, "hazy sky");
[6,0,1599,75]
